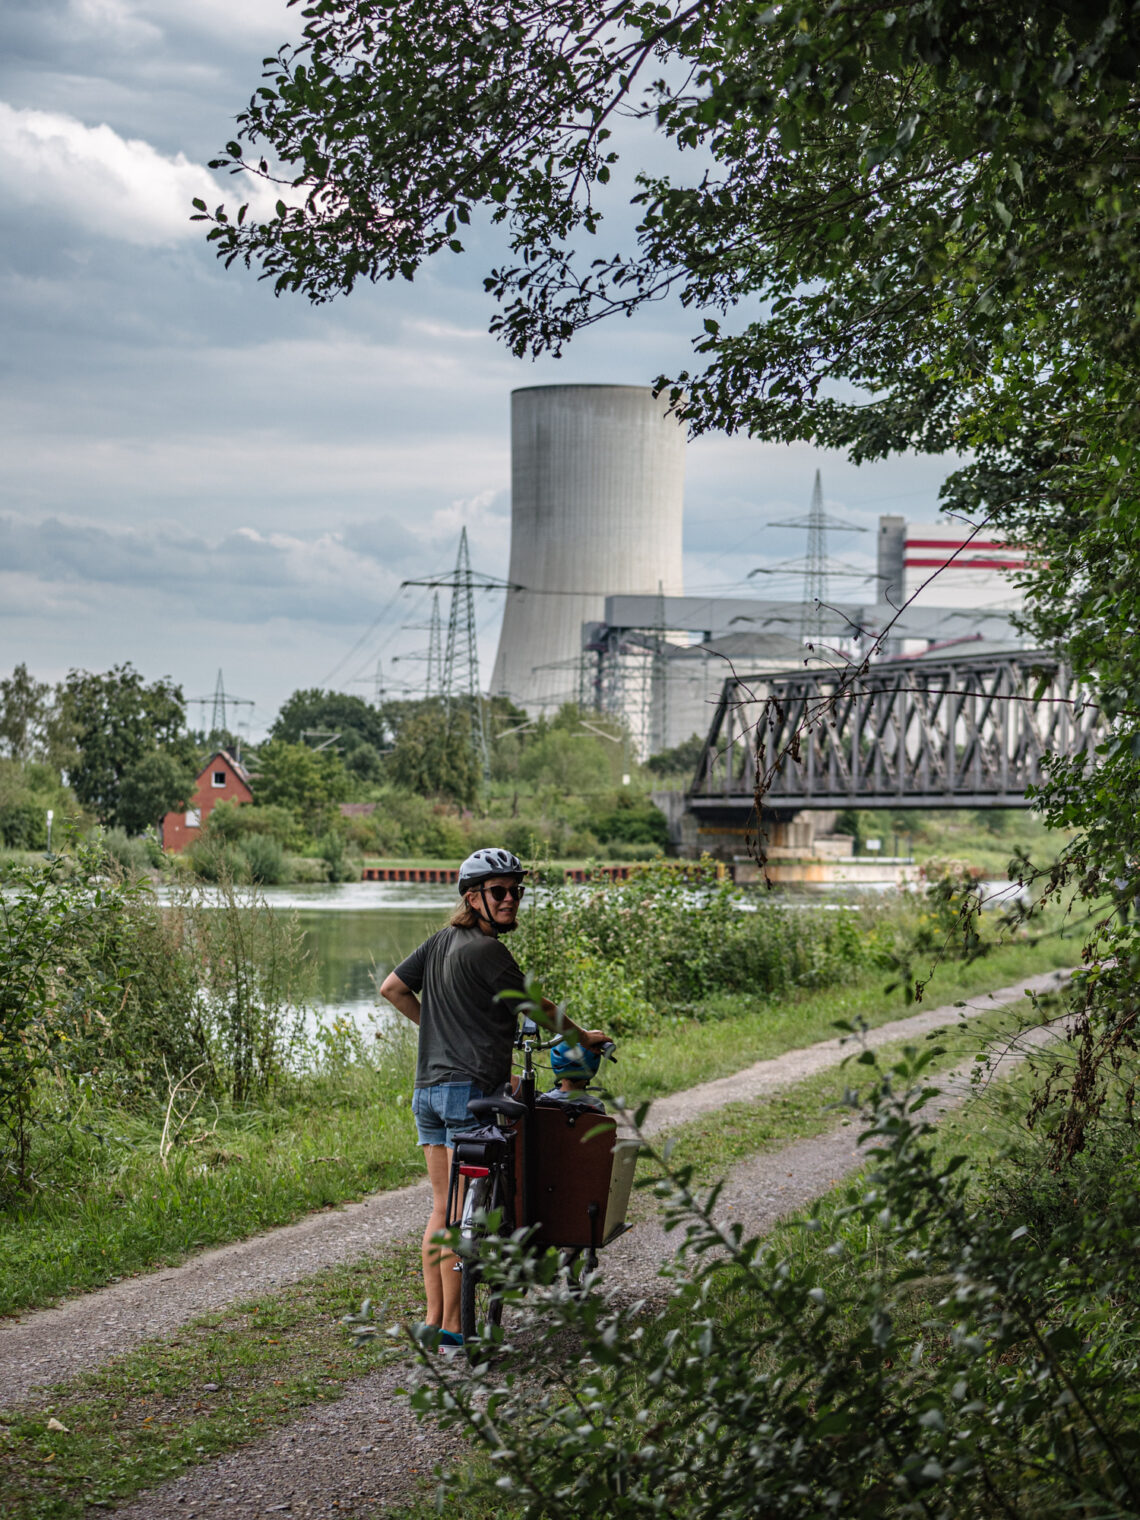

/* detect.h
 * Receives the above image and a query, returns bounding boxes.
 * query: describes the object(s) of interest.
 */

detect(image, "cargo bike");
[445,1018,639,1351]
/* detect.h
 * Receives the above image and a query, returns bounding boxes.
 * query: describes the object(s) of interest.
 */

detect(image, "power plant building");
[490,385,686,712]
[484,387,1027,759]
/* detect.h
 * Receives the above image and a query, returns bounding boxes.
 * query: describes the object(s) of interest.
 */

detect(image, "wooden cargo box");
[524,1105,636,1250]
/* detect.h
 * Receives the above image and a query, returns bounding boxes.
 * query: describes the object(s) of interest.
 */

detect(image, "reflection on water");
[176,880,457,1033]
[296,903,450,1027]
[277,883,454,1031]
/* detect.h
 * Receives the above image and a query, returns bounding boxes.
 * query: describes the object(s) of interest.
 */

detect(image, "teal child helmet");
[550,1039,601,1082]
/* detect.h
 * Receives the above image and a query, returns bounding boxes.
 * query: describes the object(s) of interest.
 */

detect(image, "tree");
[60,666,194,829]
[646,732,705,779]
[117,751,198,838]
[270,687,388,752]
[518,728,609,794]
[252,738,352,830]
[387,701,480,807]
[0,665,50,764]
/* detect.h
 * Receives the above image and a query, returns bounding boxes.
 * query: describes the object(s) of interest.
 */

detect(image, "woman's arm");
[536,996,609,1050]
[380,971,421,1027]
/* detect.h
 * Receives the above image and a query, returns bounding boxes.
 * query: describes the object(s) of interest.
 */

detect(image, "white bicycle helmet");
[458,847,524,894]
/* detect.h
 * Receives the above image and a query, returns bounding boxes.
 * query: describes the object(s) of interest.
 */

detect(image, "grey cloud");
[0,513,430,624]
[339,517,422,564]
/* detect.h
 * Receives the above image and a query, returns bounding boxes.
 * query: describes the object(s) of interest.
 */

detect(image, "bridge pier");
[653,796,850,865]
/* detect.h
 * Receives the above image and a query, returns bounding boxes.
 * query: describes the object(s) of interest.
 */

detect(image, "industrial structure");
[490,385,686,712]
[582,582,1027,761]
[673,648,1103,866]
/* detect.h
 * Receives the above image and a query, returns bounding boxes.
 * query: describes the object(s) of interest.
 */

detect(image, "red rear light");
[458,1164,490,1178]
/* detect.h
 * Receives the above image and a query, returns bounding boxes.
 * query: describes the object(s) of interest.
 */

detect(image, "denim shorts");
[411,1080,487,1148]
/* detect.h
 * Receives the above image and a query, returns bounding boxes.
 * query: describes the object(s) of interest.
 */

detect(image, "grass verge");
[648,987,1061,1187]
[620,931,1073,1101]
[0,1245,422,1520]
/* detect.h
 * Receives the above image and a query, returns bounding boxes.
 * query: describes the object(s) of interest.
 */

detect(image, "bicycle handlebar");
[515,1024,618,1062]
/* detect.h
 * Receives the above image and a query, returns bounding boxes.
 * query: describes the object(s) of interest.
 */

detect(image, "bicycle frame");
[446,1018,548,1238]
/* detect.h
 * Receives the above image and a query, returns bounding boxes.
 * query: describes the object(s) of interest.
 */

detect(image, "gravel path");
[106,1117,886,1520]
[0,968,1068,1409]
[639,968,1069,1135]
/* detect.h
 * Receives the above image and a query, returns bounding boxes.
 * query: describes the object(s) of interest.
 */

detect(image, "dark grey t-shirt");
[394,925,525,1091]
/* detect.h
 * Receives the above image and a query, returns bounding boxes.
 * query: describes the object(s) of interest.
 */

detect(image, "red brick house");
[161,749,253,853]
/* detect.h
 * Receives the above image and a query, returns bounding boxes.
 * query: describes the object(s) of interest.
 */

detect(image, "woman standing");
[380,847,609,1346]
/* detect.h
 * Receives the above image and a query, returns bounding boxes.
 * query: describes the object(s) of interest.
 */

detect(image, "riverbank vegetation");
[0,850,1074,1317]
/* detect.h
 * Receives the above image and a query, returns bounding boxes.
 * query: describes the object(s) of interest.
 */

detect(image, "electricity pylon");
[190,670,254,742]
[442,528,488,774]
[402,528,516,779]
[392,593,445,697]
[426,593,443,697]
[756,470,867,645]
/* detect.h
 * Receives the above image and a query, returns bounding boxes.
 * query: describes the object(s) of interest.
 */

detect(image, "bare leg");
[421,1144,462,1332]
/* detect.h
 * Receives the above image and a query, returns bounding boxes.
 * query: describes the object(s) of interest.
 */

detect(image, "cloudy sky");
[0,0,962,739]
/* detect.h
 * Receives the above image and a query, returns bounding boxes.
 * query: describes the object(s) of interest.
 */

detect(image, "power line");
[318,585,409,687]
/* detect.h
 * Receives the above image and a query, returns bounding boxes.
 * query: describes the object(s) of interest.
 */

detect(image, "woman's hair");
[450,897,480,929]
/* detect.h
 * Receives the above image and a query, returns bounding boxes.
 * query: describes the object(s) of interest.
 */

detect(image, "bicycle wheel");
[459,1173,511,1350]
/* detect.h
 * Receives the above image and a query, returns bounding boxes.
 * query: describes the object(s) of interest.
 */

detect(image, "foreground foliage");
[514,860,974,1035]
[411,1048,1140,1519]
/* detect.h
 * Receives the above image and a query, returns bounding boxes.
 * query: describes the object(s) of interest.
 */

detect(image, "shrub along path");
[0,968,1068,1408]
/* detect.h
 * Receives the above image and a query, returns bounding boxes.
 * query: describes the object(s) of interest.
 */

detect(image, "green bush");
[240,833,286,885]
[346,789,475,859]
[286,855,331,883]
[0,848,139,1195]
[518,729,610,792]
[587,791,671,848]
[0,850,315,1182]
[99,827,156,876]
[0,800,47,850]
[602,839,662,861]
[316,829,356,883]
[206,800,302,851]
[512,862,893,1035]
[501,820,549,860]
[186,838,249,882]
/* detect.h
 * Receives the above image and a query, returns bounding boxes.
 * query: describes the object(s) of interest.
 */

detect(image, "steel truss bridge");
[689,650,1103,818]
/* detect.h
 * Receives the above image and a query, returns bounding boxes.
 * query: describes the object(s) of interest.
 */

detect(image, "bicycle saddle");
[468,1095,527,1121]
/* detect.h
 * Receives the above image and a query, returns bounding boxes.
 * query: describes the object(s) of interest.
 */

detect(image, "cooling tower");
[490,385,685,710]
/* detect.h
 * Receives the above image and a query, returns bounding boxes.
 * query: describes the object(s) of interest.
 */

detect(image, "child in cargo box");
[539,1038,607,1113]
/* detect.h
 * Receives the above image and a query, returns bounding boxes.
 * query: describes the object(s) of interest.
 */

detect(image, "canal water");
[259,881,456,1033]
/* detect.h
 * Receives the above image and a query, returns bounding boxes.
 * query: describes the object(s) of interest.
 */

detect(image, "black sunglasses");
[484,883,525,903]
